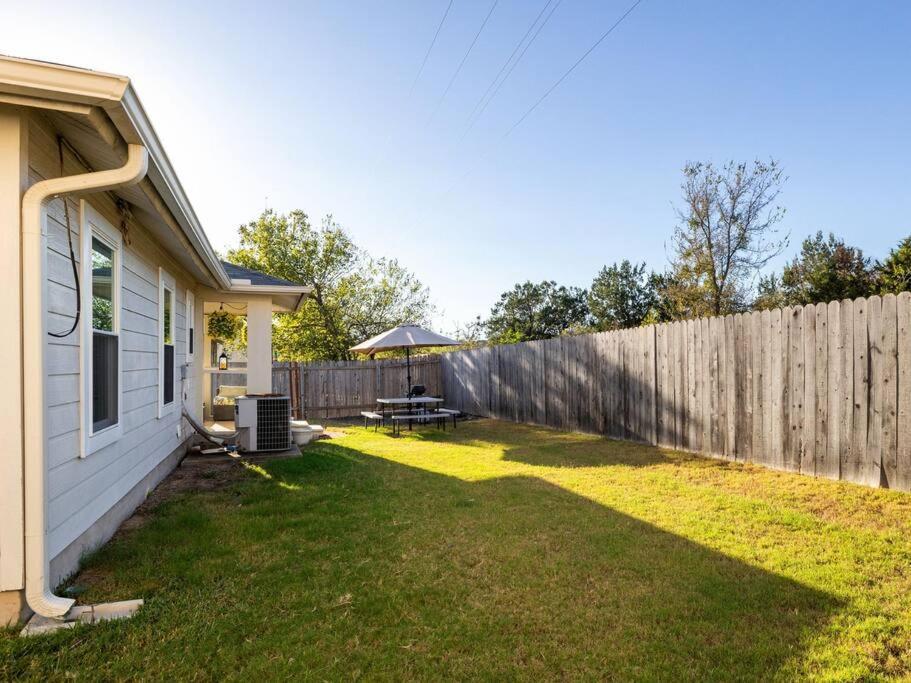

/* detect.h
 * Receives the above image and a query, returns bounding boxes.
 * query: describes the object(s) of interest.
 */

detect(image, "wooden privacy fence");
[441,293,911,491]
[272,356,442,419]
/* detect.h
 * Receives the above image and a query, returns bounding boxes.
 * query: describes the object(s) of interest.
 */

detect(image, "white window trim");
[158,267,177,418]
[79,201,123,458]
[186,289,195,363]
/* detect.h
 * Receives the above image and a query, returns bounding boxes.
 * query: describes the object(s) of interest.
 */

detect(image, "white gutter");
[22,143,148,618]
[0,56,233,290]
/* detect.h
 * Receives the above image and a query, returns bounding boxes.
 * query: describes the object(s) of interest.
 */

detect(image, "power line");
[429,0,499,122]
[440,0,643,199]
[370,1,456,179]
[502,0,643,140]
[408,0,455,98]
[464,0,564,138]
[462,0,554,132]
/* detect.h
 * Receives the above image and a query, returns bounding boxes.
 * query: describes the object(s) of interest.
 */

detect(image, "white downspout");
[22,143,148,618]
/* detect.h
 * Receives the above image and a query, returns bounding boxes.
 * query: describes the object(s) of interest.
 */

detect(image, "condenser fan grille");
[256,397,291,451]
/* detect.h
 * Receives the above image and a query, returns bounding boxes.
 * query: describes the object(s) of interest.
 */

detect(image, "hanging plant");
[207,310,242,343]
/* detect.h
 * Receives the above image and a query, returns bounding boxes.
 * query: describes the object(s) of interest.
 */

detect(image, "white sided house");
[0,56,311,625]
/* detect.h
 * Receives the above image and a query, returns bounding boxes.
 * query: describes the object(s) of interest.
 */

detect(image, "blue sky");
[2,1,909,331]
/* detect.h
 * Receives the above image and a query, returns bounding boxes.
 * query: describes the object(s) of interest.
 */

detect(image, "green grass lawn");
[4,419,911,680]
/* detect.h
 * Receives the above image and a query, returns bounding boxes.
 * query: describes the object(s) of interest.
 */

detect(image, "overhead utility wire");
[440,0,643,198]
[408,0,455,97]
[428,0,499,122]
[463,0,563,137]
[462,0,554,131]
[501,0,643,140]
[371,1,455,179]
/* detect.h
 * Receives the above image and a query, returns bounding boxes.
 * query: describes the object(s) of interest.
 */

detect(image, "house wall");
[28,112,197,582]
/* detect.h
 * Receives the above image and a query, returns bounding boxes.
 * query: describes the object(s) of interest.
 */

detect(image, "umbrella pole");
[406,347,412,397]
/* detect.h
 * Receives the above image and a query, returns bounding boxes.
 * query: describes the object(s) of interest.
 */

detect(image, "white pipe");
[22,143,148,618]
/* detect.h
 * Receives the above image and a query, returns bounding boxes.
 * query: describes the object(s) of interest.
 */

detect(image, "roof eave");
[108,86,231,289]
[228,283,313,312]
[0,56,232,290]
[0,55,129,105]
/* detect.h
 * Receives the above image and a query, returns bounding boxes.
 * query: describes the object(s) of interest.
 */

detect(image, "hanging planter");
[207,309,242,343]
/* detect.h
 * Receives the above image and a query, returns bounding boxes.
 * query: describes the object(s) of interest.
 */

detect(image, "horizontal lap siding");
[30,115,196,560]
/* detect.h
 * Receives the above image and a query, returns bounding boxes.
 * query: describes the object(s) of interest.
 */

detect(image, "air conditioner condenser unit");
[234,395,292,452]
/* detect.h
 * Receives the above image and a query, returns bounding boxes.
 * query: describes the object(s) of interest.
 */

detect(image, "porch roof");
[221,261,300,288]
[219,261,312,313]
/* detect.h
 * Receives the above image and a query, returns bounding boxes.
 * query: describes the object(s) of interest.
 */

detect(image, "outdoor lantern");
[218,351,228,371]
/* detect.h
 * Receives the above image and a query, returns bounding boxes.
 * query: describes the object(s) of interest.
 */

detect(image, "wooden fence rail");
[272,356,442,420]
[441,293,911,491]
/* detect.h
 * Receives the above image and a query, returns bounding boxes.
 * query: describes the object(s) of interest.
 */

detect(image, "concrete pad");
[19,614,76,636]
[19,599,143,636]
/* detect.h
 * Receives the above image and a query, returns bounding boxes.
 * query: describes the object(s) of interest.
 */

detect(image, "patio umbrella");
[350,324,459,395]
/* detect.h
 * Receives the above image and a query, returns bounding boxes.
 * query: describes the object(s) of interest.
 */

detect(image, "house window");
[186,291,195,362]
[81,202,122,456]
[91,238,118,430]
[159,268,176,416]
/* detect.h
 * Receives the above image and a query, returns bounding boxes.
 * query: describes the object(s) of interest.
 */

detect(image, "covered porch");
[193,264,310,429]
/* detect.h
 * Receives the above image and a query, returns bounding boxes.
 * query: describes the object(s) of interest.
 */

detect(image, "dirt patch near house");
[116,455,248,535]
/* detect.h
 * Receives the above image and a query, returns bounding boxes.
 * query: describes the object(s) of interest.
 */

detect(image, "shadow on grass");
[260,439,841,679]
[3,433,841,680]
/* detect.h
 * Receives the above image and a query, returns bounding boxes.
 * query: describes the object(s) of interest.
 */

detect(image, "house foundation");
[0,589,28,628]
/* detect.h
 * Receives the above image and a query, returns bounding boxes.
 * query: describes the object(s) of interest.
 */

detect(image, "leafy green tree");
[588,260,658,330]
[753,272,788,311]
[877,235,911,294]
[485,281,589,344]
[756,231,876,308]
[645,271,689,323]
[227,209,433,361]
[671,159,788,317]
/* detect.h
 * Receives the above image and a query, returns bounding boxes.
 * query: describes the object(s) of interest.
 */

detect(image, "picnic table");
[362,396,458,434]
[376,396,444,410]
[376,396,443,425]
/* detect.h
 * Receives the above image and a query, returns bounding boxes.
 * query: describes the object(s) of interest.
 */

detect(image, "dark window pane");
[163,344,174,405]
[163,289,173,344]
[189,327,194,356]
[92,332,118,431]
[91,237,113,332]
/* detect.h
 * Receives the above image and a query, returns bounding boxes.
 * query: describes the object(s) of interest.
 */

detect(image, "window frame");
[79,201,123,457]
[158,267,177,418]
[185,289,195,363]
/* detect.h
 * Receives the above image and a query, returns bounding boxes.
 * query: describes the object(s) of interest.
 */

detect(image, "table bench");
[361,411,384,431]
[434,408,460,427]
[390,412,449,435]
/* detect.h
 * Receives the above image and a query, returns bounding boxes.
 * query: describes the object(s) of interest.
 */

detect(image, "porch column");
[246,297,273,393]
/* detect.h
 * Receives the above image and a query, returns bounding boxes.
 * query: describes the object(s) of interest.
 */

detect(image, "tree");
[754,232,876,309]
[451,316,486,348]
[587,260,658,330]
[670,159,789,317]
[485,281,589,344]
[877,235,911,295]
[753,272,788,311]
[646,271,689,323]
[227,209,433,361]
